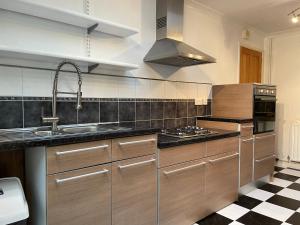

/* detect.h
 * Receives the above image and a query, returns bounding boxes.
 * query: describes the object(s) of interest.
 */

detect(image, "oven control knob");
[266,90,269,94]
[259,89,264,93]
[271,90,275,94]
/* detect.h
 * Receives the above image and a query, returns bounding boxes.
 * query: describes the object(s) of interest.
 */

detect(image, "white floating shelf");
[0,0,139,37]
[0,45,139,72]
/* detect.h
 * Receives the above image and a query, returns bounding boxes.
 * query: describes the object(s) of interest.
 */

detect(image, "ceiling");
[195,0,300,33]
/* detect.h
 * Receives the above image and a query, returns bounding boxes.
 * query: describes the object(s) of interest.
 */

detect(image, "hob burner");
[161,126,219,138]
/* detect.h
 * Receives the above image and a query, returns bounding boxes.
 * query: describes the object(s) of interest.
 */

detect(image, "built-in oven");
[253,85,276,134]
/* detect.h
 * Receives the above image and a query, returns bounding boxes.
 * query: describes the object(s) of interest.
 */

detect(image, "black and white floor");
[195,167,300,225]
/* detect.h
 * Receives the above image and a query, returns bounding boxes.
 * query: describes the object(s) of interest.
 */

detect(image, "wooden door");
[159,159,206,225]
[112,155,157,225]
[47,164,111,225]
[240,47,262,83]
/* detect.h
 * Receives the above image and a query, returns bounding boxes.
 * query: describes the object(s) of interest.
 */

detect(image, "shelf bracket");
[87,23,98,34]
[88,63,99,73]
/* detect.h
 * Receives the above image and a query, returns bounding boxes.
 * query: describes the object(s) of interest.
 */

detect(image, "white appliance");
[0,178,29,225]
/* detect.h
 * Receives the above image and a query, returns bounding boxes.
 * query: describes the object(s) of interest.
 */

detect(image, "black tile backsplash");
[0,101,23,129]
[24,100,51,127]
[164,101,176,119]
[78,102,100,124]
[136,101,150,121]
[100,101,118,123]
[0,97,211,129]
[119,101,135,122]
[56,101,78,125]
[176,101,188,118]
[151,101,164,120]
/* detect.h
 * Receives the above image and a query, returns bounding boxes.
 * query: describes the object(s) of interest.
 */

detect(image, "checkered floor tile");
[196,166,300,225]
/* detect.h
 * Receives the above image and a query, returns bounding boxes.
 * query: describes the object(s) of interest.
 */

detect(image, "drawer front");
[112,155,157,225]
[205,152,239,215]
[47,140,111,174]
[254,133,276,160]
[159,142,205,168]
[254,154,276,180]
[240,138,254,186]
[47,164,111,225]
[112,134,157,161]
[240,124,254,138]
[206,137,239,157]
[159,159,206,225]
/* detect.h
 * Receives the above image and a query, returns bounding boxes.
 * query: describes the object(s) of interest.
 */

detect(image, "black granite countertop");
[158,129,240,149]
[0,127,160,152]
[197,116,253,124]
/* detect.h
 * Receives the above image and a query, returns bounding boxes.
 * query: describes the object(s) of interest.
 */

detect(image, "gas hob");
[161,126,219,139]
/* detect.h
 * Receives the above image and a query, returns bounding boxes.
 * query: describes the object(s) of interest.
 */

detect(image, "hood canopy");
[144,0,216,67]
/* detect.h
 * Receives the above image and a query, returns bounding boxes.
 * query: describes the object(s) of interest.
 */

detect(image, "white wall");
[0,0,265,99]
[265,30,300,161]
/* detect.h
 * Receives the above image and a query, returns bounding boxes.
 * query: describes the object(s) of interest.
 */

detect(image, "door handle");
[255,134,276,140]
[163,162,206,176]
[118,139,156,147]
[255,155,276,163]
[118,158,156,169]
[56,144,109,156]
[209,153,239,164]
[56,169,109,184]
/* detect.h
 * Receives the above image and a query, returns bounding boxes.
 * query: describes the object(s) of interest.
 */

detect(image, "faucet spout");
[43,60,83,132]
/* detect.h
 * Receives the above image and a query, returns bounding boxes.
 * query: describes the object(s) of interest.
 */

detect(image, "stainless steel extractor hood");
[144,0,216,67]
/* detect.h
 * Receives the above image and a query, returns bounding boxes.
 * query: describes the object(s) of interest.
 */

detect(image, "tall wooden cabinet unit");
[212,84,253,119]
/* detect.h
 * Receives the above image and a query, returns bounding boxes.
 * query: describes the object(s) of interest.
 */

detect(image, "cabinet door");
[159,159,206,225]
[205,152,239,215]
[112,155,157,225]
[240,138,254,186]
[254,133,275,159]
[254,133,276,180]
[47,164,111,225]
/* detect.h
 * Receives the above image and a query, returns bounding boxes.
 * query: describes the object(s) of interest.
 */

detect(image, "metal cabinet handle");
[209,153,239,164]
[118,158,156,169]
[255,155,276,163]
[56,169,109,184]
[255,134,276,140]
[241,125,254,129]
[56,145,109,156]
[242,138,254,142]
[119,139,156,147]
[163,162,206,176]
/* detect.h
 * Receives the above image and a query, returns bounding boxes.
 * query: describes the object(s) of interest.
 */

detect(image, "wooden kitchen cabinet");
[254,133,276,180]
[47,164,111,225]
[112,134,157,161]
[112,155,157,225]
[159,159,206,225]
[240,138,254,186]
[205,151,239,215]
[47,140,111,174]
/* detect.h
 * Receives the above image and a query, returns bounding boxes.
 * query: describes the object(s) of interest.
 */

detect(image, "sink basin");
[31,124,132,136]
[33,130,62,137]
[61,126,98,134]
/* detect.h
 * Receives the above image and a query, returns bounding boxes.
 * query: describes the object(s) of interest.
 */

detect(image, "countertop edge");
[197,116,253,124]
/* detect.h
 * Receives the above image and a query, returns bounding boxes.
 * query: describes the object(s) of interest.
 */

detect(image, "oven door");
[254,95,276,134]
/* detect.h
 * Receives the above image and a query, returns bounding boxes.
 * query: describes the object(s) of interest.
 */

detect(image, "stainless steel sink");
[31,124,132,136]
[61,126,98,134]
[33,130,62,137]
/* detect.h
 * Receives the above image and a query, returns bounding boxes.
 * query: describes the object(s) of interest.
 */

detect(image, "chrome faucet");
[42,61,83,132]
